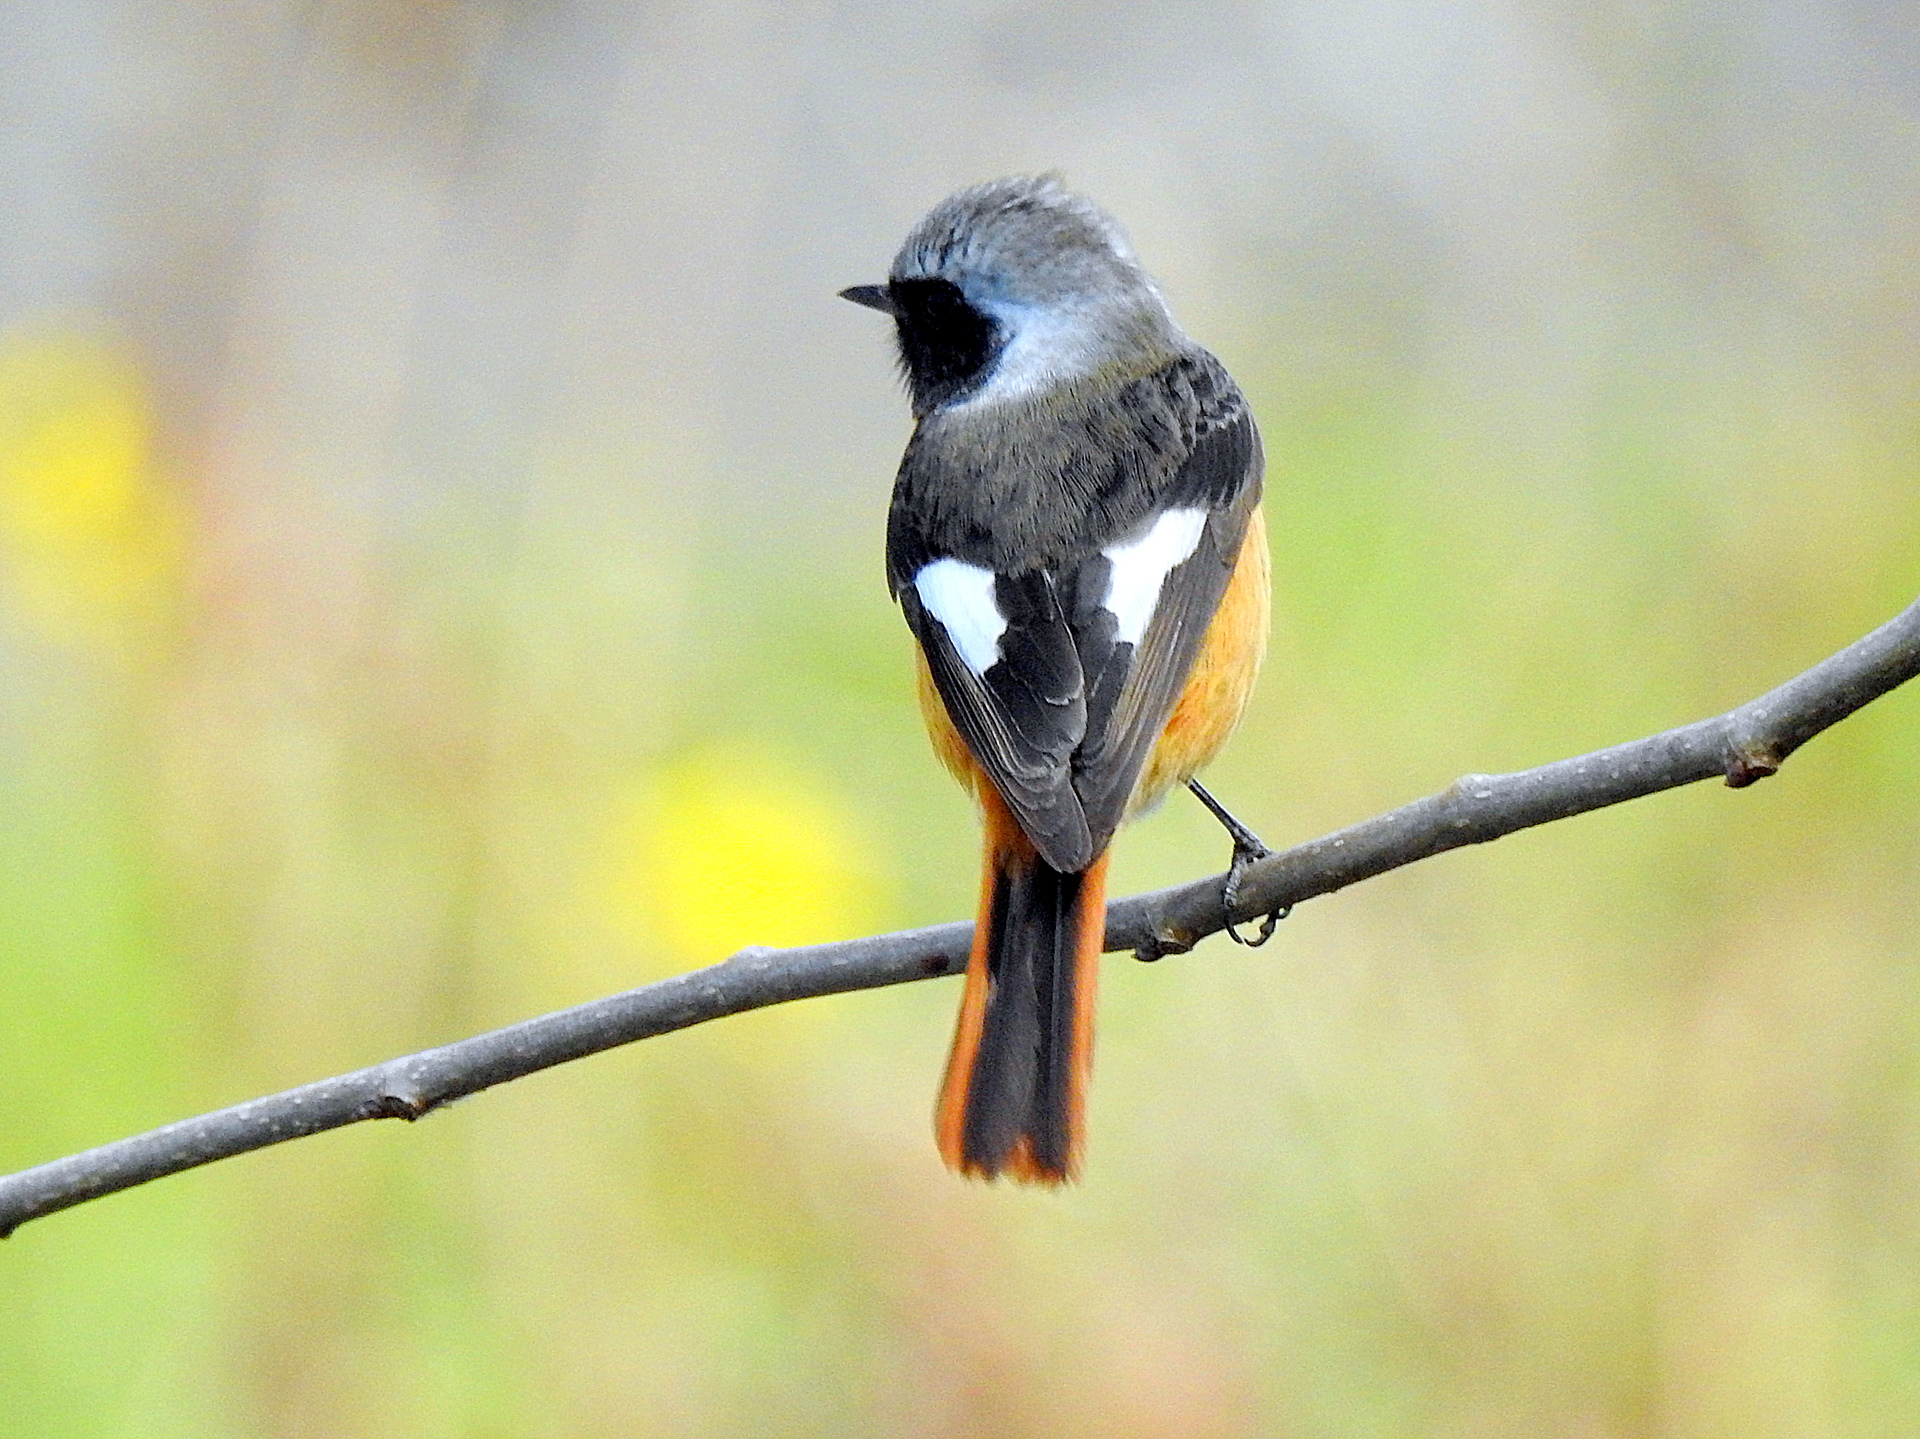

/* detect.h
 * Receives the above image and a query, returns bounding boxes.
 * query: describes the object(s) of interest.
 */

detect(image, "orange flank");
[1131,506,1271,813]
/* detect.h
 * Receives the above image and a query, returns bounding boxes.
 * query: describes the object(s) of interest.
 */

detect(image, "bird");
[841,176,1271,1183]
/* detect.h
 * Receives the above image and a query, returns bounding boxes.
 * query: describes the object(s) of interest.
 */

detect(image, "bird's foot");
[1186,779,1289,947]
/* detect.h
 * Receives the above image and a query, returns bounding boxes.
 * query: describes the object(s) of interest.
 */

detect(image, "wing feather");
[890,354,1263,868]
[1071,416,1262,844]
[902,574,1095,871]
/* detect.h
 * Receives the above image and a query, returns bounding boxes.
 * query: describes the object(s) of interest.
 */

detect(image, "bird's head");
[842,176,1182,416]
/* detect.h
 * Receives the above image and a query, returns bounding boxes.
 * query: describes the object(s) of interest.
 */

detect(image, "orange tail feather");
[936,789,1108,1184]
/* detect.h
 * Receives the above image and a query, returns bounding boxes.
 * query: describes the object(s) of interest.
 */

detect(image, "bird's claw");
[1188,779,1290,947]
[1221,838,1288,947]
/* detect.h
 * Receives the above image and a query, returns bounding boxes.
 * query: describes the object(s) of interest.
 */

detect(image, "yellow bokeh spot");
[0,325,182,649]
[602,745,882,971]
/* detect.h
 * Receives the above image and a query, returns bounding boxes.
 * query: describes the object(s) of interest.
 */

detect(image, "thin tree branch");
[3,596,1917,1237]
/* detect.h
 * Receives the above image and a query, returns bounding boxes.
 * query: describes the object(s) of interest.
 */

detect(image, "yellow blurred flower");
[0,325,182,650]
[601,744,882,972]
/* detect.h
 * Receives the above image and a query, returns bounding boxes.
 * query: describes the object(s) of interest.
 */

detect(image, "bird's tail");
[936,789,1108,1184]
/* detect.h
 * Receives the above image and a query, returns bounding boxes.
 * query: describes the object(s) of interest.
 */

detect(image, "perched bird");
[843,176,1271,1183]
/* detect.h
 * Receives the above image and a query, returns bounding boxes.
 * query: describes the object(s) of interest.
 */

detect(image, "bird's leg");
[1185,779,1288,947]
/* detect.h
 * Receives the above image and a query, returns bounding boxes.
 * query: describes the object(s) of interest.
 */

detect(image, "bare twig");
[3,596,1916,1237]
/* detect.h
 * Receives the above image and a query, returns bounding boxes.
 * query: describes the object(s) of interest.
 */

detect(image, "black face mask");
[885,277,1004,414]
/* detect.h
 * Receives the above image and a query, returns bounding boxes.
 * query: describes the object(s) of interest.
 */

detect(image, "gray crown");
[893,176,1167,316]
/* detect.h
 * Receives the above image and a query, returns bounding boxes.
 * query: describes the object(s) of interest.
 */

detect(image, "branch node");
[1132,923,1197,964]
[359,1067,433,1121]
[1449,773,1498,801]
[360,1093,431,1121]
[1438,773,1502,837]
[1723,739,1782,789]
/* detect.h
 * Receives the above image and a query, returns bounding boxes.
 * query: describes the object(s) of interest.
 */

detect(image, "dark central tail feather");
[937,791,1109,1184]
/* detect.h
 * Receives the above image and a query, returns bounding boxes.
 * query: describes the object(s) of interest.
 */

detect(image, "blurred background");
[1,1,1917,1434]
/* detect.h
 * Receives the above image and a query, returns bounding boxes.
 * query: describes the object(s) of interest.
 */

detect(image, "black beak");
[839,283,896,315]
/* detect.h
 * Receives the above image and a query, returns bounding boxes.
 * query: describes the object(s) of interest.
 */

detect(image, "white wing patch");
[914,558,1005,675]
[1101,507,1209,645]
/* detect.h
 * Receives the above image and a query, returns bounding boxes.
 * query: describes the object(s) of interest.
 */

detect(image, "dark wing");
[901,569,1096,871]
[1067,411,1263,847]
[888,351,1262,870]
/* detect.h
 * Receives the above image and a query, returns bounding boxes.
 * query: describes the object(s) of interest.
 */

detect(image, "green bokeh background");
[2,2,1918,1435]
